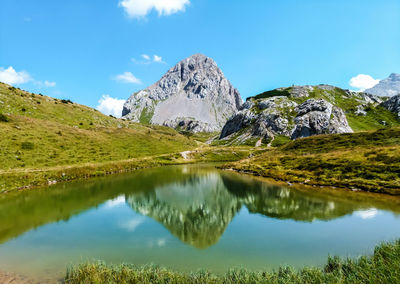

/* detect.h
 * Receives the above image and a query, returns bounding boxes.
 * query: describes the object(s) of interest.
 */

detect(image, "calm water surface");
[0,165,400,281]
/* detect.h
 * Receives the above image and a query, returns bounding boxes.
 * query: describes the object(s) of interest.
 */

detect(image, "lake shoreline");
[0,147,254,194]
[64,240,400,284]
[221,166,400,196]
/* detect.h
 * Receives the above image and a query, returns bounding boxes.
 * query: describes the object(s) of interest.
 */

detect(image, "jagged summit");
[365,73,400,97]
[122,54,242,132]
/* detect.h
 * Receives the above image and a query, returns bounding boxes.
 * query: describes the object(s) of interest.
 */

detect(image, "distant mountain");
[218,85,400,146]
[122,54,242,132]
[365,73,400,97]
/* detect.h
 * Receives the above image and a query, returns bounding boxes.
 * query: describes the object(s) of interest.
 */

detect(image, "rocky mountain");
[382,94,400,118]
[365,73,400,97]
[219,85,399,146]
[122,54,242,132]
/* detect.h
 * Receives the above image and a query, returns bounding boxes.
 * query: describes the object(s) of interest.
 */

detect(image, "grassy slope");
[65,240,400,284]
[0,83,199,191]
[222,128,400,194]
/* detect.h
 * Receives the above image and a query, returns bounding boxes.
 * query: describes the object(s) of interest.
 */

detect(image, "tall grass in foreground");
[65,240,400,283]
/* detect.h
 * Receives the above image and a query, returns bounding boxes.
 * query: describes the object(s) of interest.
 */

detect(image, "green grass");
[64,239,400,284]
[222,128,400,194]
[249,88,291,101]
[0,115,195,171]
[0,83,204,191]
[270,135,291,147]
[139,107,154,125]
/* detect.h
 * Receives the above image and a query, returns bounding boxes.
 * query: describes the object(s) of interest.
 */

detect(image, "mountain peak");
[122,55,242,132]
[389,73,400,80]
[365,73,400,97]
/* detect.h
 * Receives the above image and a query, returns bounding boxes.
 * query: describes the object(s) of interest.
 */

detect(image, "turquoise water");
[0,165,399,281]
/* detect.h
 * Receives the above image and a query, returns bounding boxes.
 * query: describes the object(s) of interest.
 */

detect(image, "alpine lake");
[1,164,400,282]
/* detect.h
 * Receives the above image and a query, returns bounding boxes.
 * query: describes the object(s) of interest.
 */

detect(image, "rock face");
[219,85,381,145]
[122,54,242,132]
[291,99,352,139]
[382,94,400,117]
[365,73,400,97]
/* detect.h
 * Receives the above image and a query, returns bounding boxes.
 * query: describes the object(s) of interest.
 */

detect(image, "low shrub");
[0,113,9,122]
[21,142,34,150]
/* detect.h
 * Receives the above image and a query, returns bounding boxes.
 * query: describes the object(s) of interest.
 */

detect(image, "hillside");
[218,85,400,146]
[0,82,200,191]
[221,127,400,194]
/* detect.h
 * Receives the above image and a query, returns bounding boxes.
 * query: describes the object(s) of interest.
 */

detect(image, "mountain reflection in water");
[0,165,399,248]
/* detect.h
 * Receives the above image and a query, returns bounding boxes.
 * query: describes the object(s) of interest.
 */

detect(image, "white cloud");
[114,71,142,84]
[349,74,380,91]
[148,238,167,248]
[96,95,126,117]
[132,54,166,64]
[104,195,126,209]
[119,0,190,18]
[142,54,150,60]
[153,55,165,63]
[354,208,379,220]
[44,80,56,87]
[0,66,32,85]
[119,217,145,232]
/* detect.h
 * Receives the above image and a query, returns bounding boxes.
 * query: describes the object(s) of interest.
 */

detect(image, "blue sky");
[1,0,399,116]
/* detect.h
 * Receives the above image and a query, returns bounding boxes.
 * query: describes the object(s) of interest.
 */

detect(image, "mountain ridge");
[218,84,400,146]
[365,73,400,97]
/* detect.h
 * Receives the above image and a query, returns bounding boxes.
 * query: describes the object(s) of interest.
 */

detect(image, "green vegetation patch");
[223,128,400,194]
[0,113,9,122]
[65,240,400,284]
[271,135,291,147]
[282,127,400,153]
[347,106,400,132]
[139,107,154,125]
[248,88,291,101]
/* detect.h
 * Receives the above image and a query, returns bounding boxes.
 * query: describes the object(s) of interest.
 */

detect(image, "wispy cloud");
[354,208,379,220]
[96,95,126,117]
[44,80,56,87]
[119,217,145,232]
[142,54,150,60]
[349,74,380,92]
[0,66,32,85]
[104,195,126,208]
[153,55,165,64]
[0,66,57,89]
[119,0,190,18]
[148,238,167,248]
[114,71,142,84]
[132,54,166,65]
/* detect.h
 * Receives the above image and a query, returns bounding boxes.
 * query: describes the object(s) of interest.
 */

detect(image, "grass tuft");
[64,240,400,284]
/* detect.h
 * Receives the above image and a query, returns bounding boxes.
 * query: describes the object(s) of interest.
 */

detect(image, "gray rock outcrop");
[382,94,400,118]
[122,54,242,132]
[291,99,353,139]
[365,73,400,97]
[220,85,361,144]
